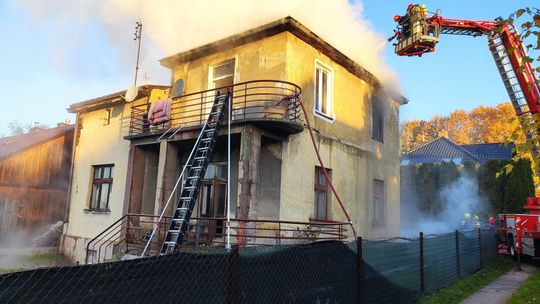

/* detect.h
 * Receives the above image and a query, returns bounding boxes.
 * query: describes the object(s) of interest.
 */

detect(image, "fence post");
[455,230,461,278]
[419,232,425,295]
[478,228,483,269]
[356,237,364,304]
[228,245,240,304]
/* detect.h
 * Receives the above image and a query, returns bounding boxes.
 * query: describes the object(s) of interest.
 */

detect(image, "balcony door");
[198,180,227,241]
[206,59,235,119]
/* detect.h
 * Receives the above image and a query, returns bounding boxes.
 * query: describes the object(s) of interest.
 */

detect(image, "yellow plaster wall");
[170,32,288,92]
[63,90,168,262]
[281,32,401,238]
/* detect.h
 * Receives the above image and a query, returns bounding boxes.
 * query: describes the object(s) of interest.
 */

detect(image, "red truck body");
[498,198,540,258]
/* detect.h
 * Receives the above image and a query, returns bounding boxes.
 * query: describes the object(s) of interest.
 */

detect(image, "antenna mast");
[133,21,143,86]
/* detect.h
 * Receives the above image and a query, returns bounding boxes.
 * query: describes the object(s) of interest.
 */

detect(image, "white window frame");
[313,60,335,122]
[208,57,237,90]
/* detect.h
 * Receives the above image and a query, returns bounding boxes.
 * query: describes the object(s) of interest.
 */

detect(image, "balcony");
[127,80,303,139]
[85,213,348,264]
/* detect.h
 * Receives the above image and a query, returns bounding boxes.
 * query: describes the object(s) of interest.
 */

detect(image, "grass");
[27,252,58,264]
[416,256,517,304]
[0,252,59,274]
[507,267,540,304]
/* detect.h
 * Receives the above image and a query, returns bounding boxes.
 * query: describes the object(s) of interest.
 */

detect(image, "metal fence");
[0,229,498,303]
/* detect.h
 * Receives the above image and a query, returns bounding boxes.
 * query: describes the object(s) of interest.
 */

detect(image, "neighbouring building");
[0,124,74,246]
[400,136,514,165]
[61,17,407,263]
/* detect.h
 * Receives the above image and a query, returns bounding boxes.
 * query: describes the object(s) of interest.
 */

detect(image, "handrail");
[86,213,348,263]
[85,214,129,264]
[128,80,302,137]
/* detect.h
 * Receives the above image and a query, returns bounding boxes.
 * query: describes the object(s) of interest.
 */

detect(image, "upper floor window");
[372,95,384,142]
[373,179,385,226]
[89,164,114,211]
[210,59,235,90]
[314,60,334,120]
[314,166,331,220]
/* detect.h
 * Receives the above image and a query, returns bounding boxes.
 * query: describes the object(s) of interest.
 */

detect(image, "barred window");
[89,164,114,211]
[314,167,331,220]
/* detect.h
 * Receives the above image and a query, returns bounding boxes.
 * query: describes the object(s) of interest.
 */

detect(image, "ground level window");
[90,164,114,211]
[373,179,385,226]
[314,166,331,220]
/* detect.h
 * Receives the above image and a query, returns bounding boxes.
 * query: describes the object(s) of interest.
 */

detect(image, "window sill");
[314,111,335,122]
[371,137,384,143]
[84,209,111,214]
[309,218,338,223]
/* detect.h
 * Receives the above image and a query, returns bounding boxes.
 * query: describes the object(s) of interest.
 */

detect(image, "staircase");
[160,91,231,255]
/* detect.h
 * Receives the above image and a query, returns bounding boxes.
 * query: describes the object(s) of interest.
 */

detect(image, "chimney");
[438,130,448,138]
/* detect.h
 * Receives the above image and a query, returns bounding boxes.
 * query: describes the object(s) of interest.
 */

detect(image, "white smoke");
[12,0,400,91]
[401,175,489,237]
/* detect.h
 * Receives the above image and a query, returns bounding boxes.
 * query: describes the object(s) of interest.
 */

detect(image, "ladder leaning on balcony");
[160,90,231,255]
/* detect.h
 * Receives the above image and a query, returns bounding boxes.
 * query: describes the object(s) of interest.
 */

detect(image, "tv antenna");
[133,21,143,86]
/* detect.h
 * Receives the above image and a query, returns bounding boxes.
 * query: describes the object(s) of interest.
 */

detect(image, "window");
[210,59,235,90]
[89,164,114,211]
[373,179,385,226]
[314,60,334,120]
[372,95,384,142]
[314,166,331,220]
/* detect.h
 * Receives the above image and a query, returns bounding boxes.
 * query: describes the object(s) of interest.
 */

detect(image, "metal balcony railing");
[128,80,302,137]
[85,213,348,264]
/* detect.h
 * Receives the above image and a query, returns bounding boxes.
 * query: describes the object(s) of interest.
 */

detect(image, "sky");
[0,0,538,136]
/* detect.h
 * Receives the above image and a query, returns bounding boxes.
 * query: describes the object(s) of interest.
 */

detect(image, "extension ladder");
[160,91,231,255]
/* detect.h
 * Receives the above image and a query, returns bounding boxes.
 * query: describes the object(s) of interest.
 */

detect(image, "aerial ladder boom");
[392,5,540,150]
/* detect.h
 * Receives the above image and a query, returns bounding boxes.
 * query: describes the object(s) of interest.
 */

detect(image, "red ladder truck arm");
[392,5,540,258]
[393,6,540,119]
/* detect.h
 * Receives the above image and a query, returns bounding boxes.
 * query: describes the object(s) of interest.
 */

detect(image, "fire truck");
[391,5,540,258]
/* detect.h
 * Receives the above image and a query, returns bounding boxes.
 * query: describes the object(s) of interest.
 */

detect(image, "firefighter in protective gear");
[473,214,480,228]
[460,213,472,229]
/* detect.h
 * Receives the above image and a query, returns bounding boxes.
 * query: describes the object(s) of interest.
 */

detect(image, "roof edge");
[159,16,380,86]
[68,84,170,113]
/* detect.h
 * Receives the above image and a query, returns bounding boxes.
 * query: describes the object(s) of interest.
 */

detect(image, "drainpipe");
[60,111,80,253]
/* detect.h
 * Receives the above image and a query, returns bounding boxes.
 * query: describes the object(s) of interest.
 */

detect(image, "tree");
[400,103,520,153]
[478,159,504,212]
[5,121,49,136]
[438,161,460,187]
[417,163,438,215]
[503,158,535,212]
[462,161,478,178]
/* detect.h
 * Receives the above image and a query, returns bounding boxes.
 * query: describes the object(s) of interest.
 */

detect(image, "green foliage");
[417,163,438,215]
[504,158,535,212]
[402,162,461,216]
[507,268,540,304]
[477,158,534,213]
[462,161,478,178]
[401,156,534,216]
[478,159,503,212]
[438,162,460,186]
[417,257,516,304]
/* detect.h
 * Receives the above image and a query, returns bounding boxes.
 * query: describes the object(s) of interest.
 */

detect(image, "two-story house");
[61,17,406,264]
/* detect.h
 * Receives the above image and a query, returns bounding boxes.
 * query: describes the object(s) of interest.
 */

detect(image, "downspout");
[59,111,80,253]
